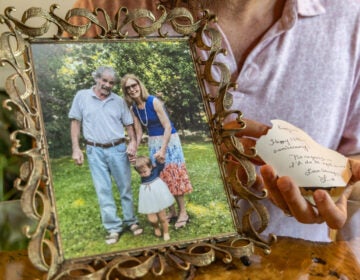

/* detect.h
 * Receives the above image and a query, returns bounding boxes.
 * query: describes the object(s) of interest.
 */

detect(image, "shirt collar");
[91,86,114,100]
[280,0,326,30]
[296,0,326,17]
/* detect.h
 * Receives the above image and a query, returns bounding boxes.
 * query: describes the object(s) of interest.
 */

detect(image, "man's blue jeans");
[86,143,137,233]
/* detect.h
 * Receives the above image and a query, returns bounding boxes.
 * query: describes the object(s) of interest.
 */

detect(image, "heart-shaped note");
[255,120,352,204]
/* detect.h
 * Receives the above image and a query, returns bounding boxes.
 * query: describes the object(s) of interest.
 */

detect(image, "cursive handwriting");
[255,120,350,187]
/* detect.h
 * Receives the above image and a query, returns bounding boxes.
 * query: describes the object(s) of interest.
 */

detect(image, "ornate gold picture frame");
[1,3,272,279]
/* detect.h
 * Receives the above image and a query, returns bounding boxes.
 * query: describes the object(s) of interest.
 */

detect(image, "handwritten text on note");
[255,120,351,187]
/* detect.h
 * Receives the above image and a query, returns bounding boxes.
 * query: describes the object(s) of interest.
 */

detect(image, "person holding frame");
[70,0,360,242]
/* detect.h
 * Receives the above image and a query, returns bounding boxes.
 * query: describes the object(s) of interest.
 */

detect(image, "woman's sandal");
[174,215,190,230]
[166,214,178,224]
[129,223,143,236]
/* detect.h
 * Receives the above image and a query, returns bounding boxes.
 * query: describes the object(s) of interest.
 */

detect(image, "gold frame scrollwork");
[0,4,273,279]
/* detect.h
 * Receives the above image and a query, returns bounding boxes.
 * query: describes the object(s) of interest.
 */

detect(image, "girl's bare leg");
[158,209,170,241]
[147,213,161,237]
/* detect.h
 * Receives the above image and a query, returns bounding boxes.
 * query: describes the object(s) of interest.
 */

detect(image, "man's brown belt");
[85,138,125,148]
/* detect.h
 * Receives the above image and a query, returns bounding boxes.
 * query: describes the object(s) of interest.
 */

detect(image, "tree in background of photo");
[31,40,207,159]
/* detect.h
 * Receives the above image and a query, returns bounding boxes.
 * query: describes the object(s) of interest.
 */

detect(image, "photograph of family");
[31,39,236,260]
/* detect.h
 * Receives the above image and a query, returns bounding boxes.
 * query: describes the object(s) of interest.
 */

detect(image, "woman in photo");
[121,73,193,229]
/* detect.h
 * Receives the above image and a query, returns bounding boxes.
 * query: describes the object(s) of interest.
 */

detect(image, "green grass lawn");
[51,142,236,260]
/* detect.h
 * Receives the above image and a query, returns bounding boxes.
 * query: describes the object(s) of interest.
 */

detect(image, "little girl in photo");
[134,155,175,241]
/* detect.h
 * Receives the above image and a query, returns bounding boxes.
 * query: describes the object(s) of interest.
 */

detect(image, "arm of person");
[153,98,172,161]
[131,109,143,148]
[70,119,84,165]
[125,123,137,163]
[155,157,166,173]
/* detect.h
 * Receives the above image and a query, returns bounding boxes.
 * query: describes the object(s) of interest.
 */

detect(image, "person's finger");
[128,156,136,165]
[260,165,289,211]
[238,138,265,165]
[250,173,265,193]
[223,118,270,138]
[221,122,266,165]
[79,154,84,165]
[277,176,322,223]
[343,184,355,200]
[314,190,347,229]
[350,158,360,181]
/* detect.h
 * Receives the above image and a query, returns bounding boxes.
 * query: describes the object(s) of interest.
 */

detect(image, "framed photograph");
[1,3,270,278]
[32,38,237,260]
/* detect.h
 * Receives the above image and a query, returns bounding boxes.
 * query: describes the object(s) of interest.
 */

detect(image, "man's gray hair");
[92,66,119,83]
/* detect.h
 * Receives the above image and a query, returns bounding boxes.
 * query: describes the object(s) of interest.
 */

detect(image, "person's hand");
[225,117,360,229]
[154,150,166,163]
[219,117,269,194]
[127,153,137,164]
[72,148,84,165]
[222,118,269,165]
[126,140,137,164]
[155,155,165,164]
[260,158,360,229]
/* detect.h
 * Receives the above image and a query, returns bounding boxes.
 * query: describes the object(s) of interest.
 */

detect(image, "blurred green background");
[0,0,75,253]
[0,90,33,251]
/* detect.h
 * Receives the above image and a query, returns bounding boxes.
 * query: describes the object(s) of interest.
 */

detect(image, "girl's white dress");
[138,177,175,214]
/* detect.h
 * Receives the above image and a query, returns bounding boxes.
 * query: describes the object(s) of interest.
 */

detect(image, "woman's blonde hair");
[121,73,150,106]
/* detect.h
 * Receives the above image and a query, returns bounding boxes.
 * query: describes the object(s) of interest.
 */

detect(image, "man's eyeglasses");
[125,83,138,91]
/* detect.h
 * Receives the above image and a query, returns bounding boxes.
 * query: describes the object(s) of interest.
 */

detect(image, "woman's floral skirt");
[148,133,193,196]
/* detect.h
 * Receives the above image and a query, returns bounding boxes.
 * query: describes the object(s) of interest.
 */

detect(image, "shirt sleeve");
[338,72,360,156]
[120,98,134,126]
[68,91,82,121]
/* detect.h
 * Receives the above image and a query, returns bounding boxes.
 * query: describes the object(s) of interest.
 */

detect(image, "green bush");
[0,90,33,251]
[0,90,21,201]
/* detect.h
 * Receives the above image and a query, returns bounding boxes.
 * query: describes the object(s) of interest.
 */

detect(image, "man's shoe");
[105,232,121,245]
[129,223,143,236]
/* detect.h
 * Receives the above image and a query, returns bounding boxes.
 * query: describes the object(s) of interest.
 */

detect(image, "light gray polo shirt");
[68,87,133,144]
